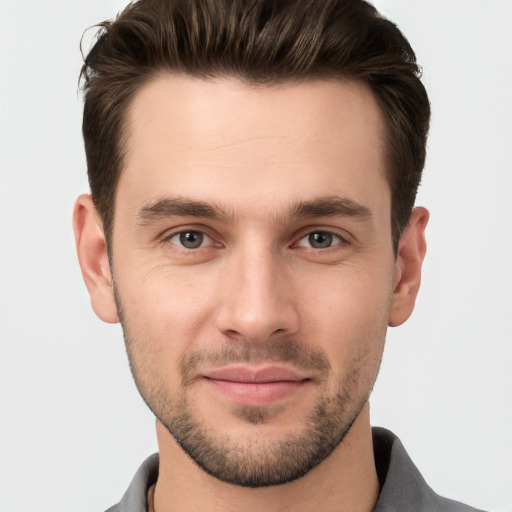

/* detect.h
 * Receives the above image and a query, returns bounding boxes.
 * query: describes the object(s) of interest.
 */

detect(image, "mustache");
[180,339,330,383]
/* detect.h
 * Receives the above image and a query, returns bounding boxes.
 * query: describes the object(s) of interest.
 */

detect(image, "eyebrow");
[137,197,233,225]
[289,196,372,222]
[136,195,372,226]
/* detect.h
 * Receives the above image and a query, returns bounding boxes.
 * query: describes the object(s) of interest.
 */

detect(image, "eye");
[296,231,343,249]
[168,230,212,249]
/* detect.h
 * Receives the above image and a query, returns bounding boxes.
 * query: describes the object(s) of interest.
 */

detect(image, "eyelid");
[157,225,351,251]
[159,225,222,248]
[169,231,213,249]
[291,227,351,248]
[295,232,343,248]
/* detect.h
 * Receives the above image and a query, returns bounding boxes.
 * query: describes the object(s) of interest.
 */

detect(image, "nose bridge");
[216,240,299,341]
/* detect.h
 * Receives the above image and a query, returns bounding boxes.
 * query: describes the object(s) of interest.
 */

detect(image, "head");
[81,0,429,252]
[74,0,429,488]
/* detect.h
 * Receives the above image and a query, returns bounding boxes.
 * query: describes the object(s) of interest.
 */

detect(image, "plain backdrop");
[0,1,511,511]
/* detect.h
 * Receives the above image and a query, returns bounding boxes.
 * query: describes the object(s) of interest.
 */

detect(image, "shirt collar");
[107,427,482,512]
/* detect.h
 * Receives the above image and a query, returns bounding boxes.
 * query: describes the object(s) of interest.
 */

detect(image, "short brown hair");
[81,0,430,251]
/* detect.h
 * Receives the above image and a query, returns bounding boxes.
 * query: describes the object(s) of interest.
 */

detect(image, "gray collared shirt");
[106,427,486,512]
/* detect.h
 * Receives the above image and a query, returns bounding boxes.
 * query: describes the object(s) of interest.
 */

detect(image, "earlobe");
[73,194,119,324]
[388,207,429,327]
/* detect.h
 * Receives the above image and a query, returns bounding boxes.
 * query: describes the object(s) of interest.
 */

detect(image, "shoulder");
[104,454,159,512]
[372,427,487,512]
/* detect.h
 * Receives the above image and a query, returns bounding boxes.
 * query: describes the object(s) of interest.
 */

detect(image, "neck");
[152,403,379,512]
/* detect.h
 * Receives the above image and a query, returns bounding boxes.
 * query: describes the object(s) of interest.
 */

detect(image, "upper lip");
[204,366,308,383]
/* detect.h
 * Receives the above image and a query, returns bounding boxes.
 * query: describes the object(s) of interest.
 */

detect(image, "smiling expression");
[88,76,407,486]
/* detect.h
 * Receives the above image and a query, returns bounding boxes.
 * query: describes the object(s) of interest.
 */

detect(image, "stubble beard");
[113,273,382,488]
[122,330,378,488]
[155,379,368,487]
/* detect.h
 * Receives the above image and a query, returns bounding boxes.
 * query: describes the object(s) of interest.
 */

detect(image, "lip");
[203,366,310,407]
[205,366,307,383]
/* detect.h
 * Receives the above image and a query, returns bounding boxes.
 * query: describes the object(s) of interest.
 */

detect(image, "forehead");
[119,74,389,220]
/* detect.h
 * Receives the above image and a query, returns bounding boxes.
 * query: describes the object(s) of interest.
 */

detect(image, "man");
[72,0,485,511]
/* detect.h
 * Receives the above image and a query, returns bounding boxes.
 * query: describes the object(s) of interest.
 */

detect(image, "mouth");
[202,366,310,407]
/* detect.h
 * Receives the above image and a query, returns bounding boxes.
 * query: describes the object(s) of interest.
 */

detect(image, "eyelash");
[293,230,346,250]
[162,229,219,251]
[161,227,349,253]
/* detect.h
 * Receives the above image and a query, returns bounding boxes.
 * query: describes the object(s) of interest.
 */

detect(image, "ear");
[73,194,119,324]
[388,207,429,327]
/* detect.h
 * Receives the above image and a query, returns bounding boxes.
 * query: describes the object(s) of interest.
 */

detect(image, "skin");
[74,76,428,512]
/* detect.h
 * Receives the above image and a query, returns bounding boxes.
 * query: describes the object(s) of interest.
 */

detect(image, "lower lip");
[205,379,307,407]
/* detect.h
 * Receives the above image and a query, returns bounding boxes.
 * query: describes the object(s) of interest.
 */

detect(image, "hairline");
[103,71,400,254]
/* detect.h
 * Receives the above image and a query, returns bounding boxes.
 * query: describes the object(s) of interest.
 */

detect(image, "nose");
[215,246,300,343]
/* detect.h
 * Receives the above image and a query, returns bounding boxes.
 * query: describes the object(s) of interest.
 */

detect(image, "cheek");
[299,267,391,374]
[117,261,218,323]
[114,266,222,382]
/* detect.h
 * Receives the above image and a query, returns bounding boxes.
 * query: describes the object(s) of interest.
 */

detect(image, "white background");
[0,1,510,511]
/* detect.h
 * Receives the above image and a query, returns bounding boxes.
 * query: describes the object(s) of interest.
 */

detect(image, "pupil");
[180,231,203,248]
[309,232,332,249]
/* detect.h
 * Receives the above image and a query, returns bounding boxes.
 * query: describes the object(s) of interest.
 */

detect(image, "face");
[78,76,423,487]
